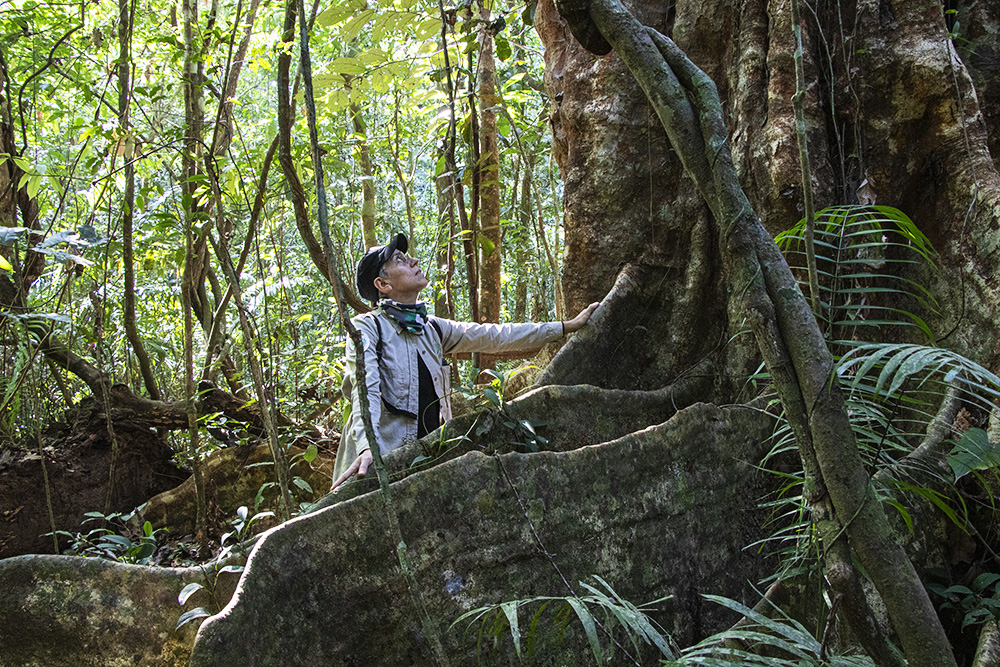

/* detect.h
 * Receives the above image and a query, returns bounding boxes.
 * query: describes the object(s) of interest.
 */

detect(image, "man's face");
[376,249,428,301]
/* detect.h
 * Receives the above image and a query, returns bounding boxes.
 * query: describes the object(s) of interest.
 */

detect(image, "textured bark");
[348,99,377,249]
[541,0,980,664]
[540,0,1000,387]
[535,0,754,395]
[477,5,502,326]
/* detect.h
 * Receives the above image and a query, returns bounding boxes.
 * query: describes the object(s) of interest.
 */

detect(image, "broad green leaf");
[948,428,1000,481]
[316,3,357,26]
[178,582,205,605]
[101,534,132,547]
[521,0,536,26]
[495,36,511,61]
[342,9,375,41]
[414,17,441,39]
[483,386,501,407]
[26,173,42,200]
[972,572,1000,593]
[477,232,495,256]
[357,48,390,65]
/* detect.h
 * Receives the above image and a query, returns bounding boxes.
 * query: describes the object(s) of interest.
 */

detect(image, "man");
[331,233,599,491]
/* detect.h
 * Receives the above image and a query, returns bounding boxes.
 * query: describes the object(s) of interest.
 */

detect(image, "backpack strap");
[429,318,443,349]
[371,312,385,365]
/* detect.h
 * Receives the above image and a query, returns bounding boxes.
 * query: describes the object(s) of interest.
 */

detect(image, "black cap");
[356,233,408,304]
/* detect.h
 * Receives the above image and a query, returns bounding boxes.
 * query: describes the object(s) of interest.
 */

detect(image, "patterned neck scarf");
[380,299,429,334]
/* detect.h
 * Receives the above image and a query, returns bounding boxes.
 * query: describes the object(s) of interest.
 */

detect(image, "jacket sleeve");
[432,318,563,356]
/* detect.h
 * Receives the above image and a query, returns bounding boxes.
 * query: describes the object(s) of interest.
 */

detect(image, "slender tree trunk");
[477,3,502,325]
[181,0,208,549]
[463,58,481,322]
[209,0,262,158]
[533,165,563,320]
[348,96,377,248]
[514,154,533,322]
[391,91,417,250]
[119,0,159,400]
[275,4,369,314]
[434,148,455,319]
[435,0,475,322]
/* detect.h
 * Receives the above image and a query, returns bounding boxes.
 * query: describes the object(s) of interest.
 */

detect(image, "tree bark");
[551,0,959,663]
[118,0,159,400]
[348,96,377,249]
[477,3,502,326]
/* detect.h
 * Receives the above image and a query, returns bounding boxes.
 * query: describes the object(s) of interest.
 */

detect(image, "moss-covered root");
[189,403,776,667]
[0,554,241,667]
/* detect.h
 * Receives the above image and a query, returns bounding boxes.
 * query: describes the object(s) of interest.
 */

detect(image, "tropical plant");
[175,505,272,630]
[742,206,1000,659]
[460,366,548,452]
[48,510,162,565]
[667,596,875,667]
[775,205,940,344]
[451,575,677,664]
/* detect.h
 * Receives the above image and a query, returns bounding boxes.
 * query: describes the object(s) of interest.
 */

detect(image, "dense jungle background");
[3,0,1000,665]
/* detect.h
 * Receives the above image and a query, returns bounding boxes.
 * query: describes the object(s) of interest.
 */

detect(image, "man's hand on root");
[330,449,373,493]
[563,302,600,334]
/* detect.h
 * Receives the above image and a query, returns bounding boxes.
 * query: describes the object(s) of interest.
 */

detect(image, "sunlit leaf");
[176,607,211,630]
[178,582,205,605]
[495,36,511,61]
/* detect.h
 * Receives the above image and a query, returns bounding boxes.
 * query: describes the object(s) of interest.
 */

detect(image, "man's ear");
[373,276,391,296]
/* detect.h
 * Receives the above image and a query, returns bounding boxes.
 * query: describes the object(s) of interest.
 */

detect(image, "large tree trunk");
[539,0,1000,383]
[535,0,754,395]
[536,0,1000,663]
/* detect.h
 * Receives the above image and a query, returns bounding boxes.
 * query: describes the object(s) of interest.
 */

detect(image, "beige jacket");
[334,309,563,480]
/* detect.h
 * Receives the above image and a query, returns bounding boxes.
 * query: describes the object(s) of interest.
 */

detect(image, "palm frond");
[776,205,940,342]
[666,595,875,666]
[450,575,677,664]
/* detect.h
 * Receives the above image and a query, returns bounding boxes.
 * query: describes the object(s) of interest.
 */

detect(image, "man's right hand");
[330,450,373,493]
